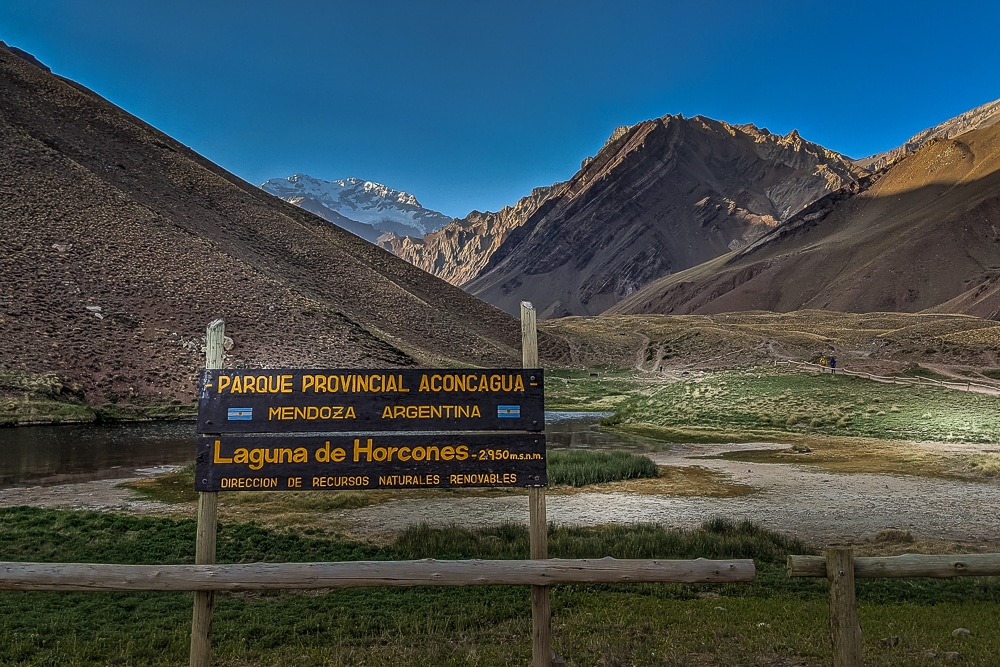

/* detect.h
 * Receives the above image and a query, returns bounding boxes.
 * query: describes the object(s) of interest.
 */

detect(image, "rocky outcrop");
[857,97,1000,171]
[610,123,1000,318]
[463,114,868,317]
[378,183,562,286]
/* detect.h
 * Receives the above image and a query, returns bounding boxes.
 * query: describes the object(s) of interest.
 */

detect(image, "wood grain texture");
[826,548,862,667]
[789,553,1000,579]
[0,558,755,592]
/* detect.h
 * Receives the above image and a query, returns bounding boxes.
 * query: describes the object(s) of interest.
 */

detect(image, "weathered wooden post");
[191,319,224,667]
[522,301,551,667]
[826,547,862,667]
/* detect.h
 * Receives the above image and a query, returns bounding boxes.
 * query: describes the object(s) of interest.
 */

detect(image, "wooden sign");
[194,433,546,491]
[197,368,544,433]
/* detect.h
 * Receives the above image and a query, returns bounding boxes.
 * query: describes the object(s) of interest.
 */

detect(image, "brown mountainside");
[0,48,545,417]
[377,183,561,286]
[463,115,867,318]
[858,97,1000,171]
[610,122,1000,318]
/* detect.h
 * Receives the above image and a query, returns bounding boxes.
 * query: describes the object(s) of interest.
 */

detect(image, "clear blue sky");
[2,1,998,218]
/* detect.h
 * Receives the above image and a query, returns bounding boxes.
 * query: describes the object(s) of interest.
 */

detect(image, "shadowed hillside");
[610,122,1000,319]
[0,47,556,421]
[462,115,866,318]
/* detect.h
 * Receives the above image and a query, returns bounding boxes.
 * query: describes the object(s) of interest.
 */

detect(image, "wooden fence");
[775,360,997,394]
[788,548,1000,667]
[0,557,754,591]
[0,556,754,666]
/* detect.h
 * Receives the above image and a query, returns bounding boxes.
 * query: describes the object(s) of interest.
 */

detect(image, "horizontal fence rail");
[790,549,1000,667]
[774,360,996,393]
[788,553,1000,579]
[0,557,755,592]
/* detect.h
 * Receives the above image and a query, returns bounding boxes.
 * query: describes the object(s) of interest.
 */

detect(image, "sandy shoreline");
[4,443,998,548]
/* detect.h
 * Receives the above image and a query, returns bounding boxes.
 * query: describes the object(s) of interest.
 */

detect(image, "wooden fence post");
[827,547,862,667]
[522,302,551,667]
[190,319,224,667]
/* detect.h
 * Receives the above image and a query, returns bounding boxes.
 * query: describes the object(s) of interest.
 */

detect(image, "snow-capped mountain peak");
[260,174,453,243]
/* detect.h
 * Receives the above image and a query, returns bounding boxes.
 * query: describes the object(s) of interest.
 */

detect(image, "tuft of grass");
[124,463,199,504]
[547,450,658,487]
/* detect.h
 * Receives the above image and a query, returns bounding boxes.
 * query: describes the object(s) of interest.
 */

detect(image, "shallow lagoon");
[1,412,652,488]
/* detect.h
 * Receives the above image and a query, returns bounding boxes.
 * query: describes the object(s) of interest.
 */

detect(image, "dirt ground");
[4,442,998,550]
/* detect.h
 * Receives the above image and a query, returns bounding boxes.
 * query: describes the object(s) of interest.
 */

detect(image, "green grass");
[544,370,643,412]
[2,508,999,665]
[0,370,94,426]
[0,369,196,425]
[547,450,658,487]
[602,368,1000,443]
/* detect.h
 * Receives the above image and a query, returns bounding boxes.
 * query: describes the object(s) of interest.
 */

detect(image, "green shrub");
[547,450,658,487]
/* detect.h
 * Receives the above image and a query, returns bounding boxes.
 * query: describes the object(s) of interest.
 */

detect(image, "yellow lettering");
[217,376,231,393]
[213,439,233,464]
[353,437,373,462]
[248,448,265,470]
[281,375,292,393]
[302,375,315,392]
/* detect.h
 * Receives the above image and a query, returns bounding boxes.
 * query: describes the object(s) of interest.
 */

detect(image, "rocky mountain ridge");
[260,174,455,243]
[858,97,1000,171]
[463,114,868,317]
[377,183,563,286]
[610,121,1000,318]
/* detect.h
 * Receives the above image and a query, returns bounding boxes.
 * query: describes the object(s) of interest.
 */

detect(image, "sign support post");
[190,319,224,667]
[522,301,551,667]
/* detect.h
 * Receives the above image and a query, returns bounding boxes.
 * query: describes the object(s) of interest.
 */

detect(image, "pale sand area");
[3,443,998,547]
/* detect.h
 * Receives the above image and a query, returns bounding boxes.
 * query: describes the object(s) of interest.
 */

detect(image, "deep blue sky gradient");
[2,0,998,218]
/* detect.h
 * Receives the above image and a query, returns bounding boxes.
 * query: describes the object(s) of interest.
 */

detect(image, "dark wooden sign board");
[195,367,546,492]
[197,368,544,433]
[195,433,546,491]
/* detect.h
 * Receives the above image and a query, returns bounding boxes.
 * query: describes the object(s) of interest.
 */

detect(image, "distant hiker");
[830,357,837,371]
[819,356,828,367]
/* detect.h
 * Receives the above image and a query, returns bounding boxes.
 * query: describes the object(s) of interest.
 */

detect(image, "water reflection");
[544,411,661,450]
[0,421,196,488]
[0,412,661,489]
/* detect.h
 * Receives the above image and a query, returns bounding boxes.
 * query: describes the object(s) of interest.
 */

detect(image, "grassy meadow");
[3,507,1000,666]
[7,311,1000,665]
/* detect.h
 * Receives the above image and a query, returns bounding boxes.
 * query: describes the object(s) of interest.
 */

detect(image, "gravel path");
[5,445,996,546]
